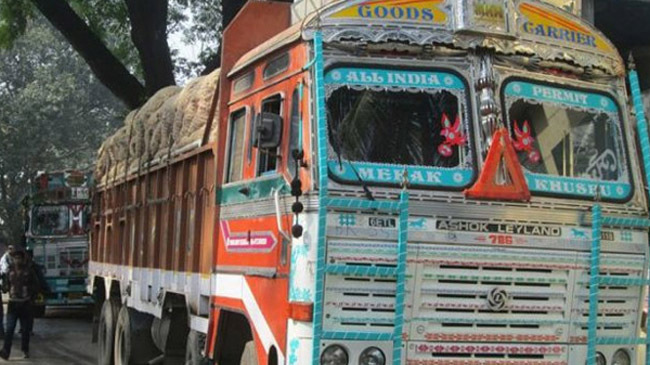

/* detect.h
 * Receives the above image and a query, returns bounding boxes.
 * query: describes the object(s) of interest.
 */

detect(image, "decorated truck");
[88,0,650,364]
[26,170,93,315]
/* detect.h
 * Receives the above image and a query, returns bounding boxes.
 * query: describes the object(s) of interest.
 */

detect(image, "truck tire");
[98,298,120,365]
[239,341,258,365]
[113,306,160,365]
[185,330,207,365]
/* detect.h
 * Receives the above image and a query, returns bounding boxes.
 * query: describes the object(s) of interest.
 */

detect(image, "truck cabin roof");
[228,0,623,80]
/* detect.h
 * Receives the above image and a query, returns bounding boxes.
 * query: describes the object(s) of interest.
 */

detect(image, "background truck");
[89,0,650,364]
[26,170,93,316]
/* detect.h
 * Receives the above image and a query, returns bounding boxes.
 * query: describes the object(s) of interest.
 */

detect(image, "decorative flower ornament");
[438,143,453,157]
[513,120,540,164]
[439,113,466,157]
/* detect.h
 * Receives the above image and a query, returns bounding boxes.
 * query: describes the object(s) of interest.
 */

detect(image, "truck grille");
[323,240,402,334]
[411,245,571,343]
[322,240,644,357]
[569,253,645,343]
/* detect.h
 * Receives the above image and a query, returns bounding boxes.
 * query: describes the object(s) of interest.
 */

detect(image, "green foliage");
[0,0,223,82]
[0,18,126,245]
[172,0,222,78]
[0,0,33,48]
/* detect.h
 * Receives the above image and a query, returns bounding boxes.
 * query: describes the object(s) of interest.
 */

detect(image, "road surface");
[0,306,95,365]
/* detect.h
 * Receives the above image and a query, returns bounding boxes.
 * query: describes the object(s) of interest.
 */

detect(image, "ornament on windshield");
[513,120,540,164]
[438,113,466,158]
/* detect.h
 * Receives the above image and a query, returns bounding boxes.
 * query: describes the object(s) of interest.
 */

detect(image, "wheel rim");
[185,349,193,365]
[99,317,108,359]
[114,325,125,365]
[185,335,195,365]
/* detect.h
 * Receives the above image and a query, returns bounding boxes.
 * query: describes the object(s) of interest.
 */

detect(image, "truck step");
[325,265,397,277]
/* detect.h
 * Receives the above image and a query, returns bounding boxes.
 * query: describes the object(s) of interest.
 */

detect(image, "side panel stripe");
[312,31,328,365]
[393,190,409,364]
[586,204,602,364]
[627,68,650,364]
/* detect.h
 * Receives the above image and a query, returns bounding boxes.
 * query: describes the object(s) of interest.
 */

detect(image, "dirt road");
[0,307,95,365]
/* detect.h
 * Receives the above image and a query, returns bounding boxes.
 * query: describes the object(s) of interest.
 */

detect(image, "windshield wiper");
[327,123,375,201]
[348,161,375,201]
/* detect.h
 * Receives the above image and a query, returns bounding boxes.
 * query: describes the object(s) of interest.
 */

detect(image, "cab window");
[226,108,247,183]
[247,106,256,165]
[263,53,289,80]
[257,95,282,176]
[287,87,301,178]
[503,79,631,201]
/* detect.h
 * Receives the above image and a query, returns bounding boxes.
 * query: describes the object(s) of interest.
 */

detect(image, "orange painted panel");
[246,276,290,354]
[216,215,291,270]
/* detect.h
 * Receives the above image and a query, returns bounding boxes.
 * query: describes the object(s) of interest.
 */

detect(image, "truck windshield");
[324,67,474,188]
[503,80,631,201]
[32,205,69,236]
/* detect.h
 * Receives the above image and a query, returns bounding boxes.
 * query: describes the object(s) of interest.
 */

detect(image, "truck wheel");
[185,330,207,365]
[97,298,120,365]
[239,341,258,365]
[113,306,160,365]
[33,305,46,318]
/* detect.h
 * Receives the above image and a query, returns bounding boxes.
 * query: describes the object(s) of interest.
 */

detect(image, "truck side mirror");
[255,112,283,149]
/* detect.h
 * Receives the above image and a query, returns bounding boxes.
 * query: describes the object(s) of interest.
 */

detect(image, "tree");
[0,0,294,109]
[0,19,126,244]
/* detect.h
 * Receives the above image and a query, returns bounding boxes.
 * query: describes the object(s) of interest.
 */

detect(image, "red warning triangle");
[465,127,531,201]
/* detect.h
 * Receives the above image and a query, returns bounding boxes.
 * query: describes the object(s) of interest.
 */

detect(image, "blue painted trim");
[629,70,650,186]
[525,173,632,201]
[597,276,650,286]
[587,203,601,365]
[325,197,400,211]
[321,331,393,341]
[601,216,650,228]
[393,190,409,365]
[628,68,650,365]
[311,33,412,363]
[325,67,465,90]
[45,298,93,305]
[312,32,328,365]
[596,337,650,346]
[326,265,397,277]
[328,161,473,189]
[504,80,619,113]
[217,175,289,206]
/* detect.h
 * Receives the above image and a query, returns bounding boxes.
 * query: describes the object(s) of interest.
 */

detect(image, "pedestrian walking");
[0,247,39,360]
[0,244,15,340]
[21,247,48,335]
[0,244,14,275]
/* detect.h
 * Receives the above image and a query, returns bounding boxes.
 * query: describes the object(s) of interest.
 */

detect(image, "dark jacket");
[5,262,39,302]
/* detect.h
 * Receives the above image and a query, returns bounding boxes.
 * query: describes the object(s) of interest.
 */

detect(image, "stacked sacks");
[95,69,220,185]
[139,86,182,162]
[95,115,132,185]
[174,69,221,148]
[149,92,180,161]
[107,125,130,180]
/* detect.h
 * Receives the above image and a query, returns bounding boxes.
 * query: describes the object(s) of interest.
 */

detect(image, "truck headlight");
[612,349,630,365]
[359,347,385,365]
[594,352,607,365]
[321,344,348,365]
